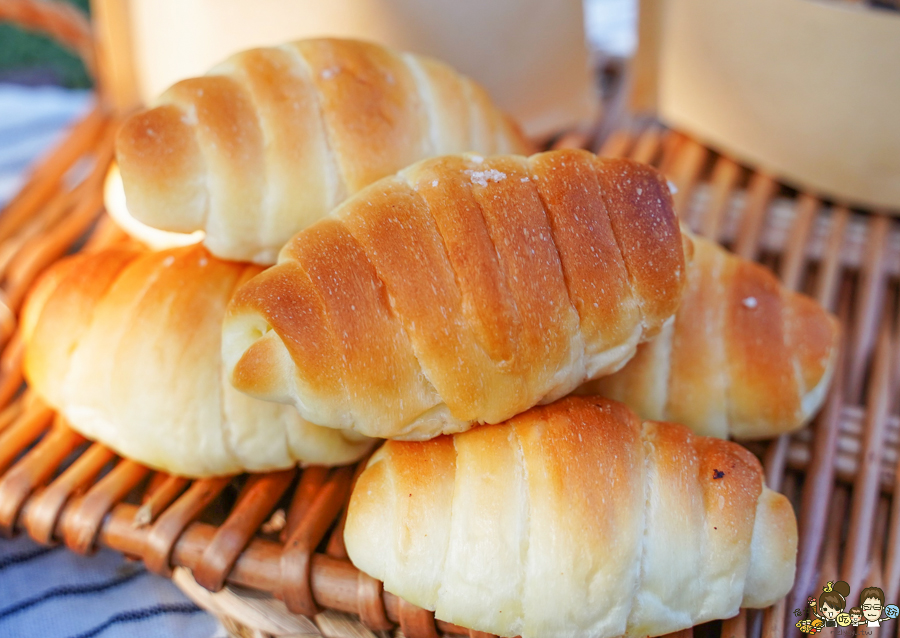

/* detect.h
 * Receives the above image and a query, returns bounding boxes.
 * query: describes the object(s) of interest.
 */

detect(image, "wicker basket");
[1,3,898,638]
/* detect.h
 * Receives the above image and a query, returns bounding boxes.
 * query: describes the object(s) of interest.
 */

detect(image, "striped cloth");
[0,534,219,638]
[0,83,220,638]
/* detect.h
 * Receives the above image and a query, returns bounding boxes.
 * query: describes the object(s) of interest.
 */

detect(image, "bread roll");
[115,38,531,264]
[223,149,691,440]
[581,235,839,439]
[21,245,372,477]
[104,162,204,252]
[344,396,797,638]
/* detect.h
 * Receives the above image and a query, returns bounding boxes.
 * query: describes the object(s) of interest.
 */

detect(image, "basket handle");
[0,0,95,81]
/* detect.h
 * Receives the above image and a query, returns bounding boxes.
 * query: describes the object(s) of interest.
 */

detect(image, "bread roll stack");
[18,34,816,638]
[214,143,804,635]
[22,38,531,477]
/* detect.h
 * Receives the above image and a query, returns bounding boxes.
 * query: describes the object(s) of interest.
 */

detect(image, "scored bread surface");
[583,235,839,439]
[115,38,531,264]
[224,149,690,440]
[21,245,372,477]
[344,396,797,638]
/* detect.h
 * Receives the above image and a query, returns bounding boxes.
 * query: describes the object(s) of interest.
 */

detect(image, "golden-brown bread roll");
[115,38,531,264]
[344,396,797,638]
[21,245,372,477]
[580,235,839,439]
[223,149,690,440]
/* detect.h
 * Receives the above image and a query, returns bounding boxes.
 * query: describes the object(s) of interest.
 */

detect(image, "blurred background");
[0,0,89,86]
[0,0,91,206]
[0,0,637,207]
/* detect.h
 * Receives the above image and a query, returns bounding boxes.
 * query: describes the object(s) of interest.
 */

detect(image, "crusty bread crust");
[583,234,839,439]
[116,38,532,265]
[223,149,688,439]
[344,396,797,638]
[22,245,372,477]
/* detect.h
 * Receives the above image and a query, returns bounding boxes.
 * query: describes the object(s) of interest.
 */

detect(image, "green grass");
[0,0,92,88]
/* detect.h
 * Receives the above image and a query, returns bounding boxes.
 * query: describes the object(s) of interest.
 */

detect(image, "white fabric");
[0,84,92,207]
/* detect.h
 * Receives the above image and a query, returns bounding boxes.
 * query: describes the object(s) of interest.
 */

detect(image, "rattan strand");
[0,0,95,78]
